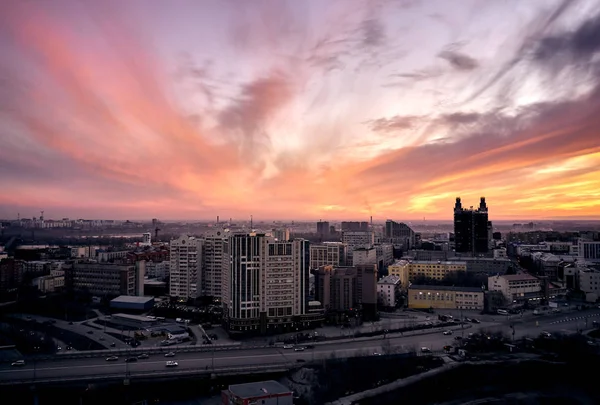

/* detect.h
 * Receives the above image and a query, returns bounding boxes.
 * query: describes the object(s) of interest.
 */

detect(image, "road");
[2,310,599,383]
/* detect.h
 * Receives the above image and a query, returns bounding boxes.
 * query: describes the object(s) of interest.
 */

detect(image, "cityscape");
[1,0,600,405]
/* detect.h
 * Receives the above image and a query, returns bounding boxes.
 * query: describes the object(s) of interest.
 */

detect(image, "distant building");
[141,232,152,246]
[221,380,293,405]
[65,262,137,297]
[453,197,490,255]
[384,220,415,251]
[272,228,290,242]
[341,221,369,232]
[578,240,600,264]
[316,221,330,239]
[310,242,347,269]
[408,285,484,310]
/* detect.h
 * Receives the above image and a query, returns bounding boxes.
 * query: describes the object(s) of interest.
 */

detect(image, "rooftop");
[408,284,484,293]
[110,296,155,304]
[378,275,401,284]
[228,380,291,399]
[495,274,539,282]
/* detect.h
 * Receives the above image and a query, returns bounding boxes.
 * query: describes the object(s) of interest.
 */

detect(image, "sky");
[1,0,600,222]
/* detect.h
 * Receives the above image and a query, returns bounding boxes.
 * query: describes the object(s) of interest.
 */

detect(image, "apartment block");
[377,275,401,308]
[202,230,226,300]
[169,235,202,299]
[222,234,312,335]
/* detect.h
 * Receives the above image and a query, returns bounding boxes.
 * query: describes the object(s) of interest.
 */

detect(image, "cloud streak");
[0,0,599,220]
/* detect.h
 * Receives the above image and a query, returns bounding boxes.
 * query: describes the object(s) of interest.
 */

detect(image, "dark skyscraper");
[454,197,490,255]
[317,221,330,239]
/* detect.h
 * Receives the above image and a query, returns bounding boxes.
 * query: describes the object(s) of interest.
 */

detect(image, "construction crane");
[154,227,161,240]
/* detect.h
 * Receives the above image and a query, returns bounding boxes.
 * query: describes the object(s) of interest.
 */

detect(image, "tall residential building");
[169,235,202,299]
[384,220,415,251]
[453,197,490,255]
[222,234,311,334]
[202,230,226,300]
[578,239,600,264]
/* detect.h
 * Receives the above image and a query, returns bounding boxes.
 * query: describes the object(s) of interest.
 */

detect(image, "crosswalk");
[549,314,600,325]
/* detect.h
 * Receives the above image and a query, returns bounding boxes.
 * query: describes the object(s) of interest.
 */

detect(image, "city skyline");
[1,0,600,221]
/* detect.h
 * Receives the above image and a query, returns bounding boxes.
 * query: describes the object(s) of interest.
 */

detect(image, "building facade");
[65,262,136,297]
[169,235,202,299]
[487,274,541,304]
[309,242,347,269]
[222,234,311,334]
[377,275,401,308]
[383,220,415,251]
[453,197,490,255]
[408,285,484,310]
[202,230,226,300]
[388,259,467,287]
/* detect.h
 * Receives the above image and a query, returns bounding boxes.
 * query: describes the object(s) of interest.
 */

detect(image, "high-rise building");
[202,230,226,300]
[169,235,202,299]
[309,242,347,269]
[453,197,490,255]
[384,220,415,251]
[222,234,311,334]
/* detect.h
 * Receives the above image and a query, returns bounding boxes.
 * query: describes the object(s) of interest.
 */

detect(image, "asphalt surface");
[2,309,599,383]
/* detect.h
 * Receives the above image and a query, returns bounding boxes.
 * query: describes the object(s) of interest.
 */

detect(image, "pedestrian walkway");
[549,314,600,325]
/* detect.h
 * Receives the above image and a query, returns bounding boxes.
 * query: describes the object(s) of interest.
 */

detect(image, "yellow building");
[408,285,484,310]
[388,260,467,288]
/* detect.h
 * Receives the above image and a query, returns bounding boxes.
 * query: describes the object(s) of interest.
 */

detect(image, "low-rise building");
[221,380,293,405]
[578,268,600,302]
[65,262,137,297]
[377,275,401,308]
[388,259,467,287]
[408,285,484,310]
[488,273,541,304]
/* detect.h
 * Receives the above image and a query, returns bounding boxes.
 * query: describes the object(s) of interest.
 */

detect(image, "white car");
[294,347,305,352]
[443,330,453,335]
[165,361,178,367]
[283,345,294,349]
[164,352,176,357]
[11,360,25,367]
[105,356,119,361]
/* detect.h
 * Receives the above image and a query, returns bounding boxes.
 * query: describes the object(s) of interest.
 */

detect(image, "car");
[373,352,382,356]
[443,330,453,335]
[106,356,119,361]
[164,352,176,357]
[125,357,137,363]
[137,354,149,359]
[165,361,178,367]
[11,360,25,367]
[87,330,93,334]
[443,345,453,352]
[420,347,431,353]
[294,347,305,352]
[283,345,294,349]
[471,319,480,324]
[110,342,116,347]
[541,331,552,338]
[305,345,315,349]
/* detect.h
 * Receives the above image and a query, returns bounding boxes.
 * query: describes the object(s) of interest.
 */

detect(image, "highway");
[2,309,599,384]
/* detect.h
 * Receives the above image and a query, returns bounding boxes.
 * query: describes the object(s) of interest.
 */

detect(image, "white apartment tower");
[202,230,226,300]
[222,233,310,334]
[169,235,203,299]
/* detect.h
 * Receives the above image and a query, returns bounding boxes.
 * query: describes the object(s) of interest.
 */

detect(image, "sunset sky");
[1,0,600,221]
